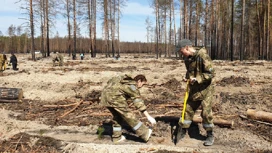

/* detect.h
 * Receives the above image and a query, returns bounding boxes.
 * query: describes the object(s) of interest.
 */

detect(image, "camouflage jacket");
[184,47,215,100]
[0,54,3,64]
[100,74,147,112]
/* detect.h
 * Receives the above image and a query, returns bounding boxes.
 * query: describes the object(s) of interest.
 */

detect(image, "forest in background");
[0,0,271,60]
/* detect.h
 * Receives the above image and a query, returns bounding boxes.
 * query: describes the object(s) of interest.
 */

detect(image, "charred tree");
[30,0,35,60]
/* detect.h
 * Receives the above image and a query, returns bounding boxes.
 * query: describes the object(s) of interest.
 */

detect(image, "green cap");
[176,39,193,52]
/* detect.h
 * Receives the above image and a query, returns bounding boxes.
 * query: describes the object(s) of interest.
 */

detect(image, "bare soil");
[0,54,271,153]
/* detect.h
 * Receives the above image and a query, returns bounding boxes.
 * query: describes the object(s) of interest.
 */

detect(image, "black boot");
[173,126,187,145]
[204,131,214,146]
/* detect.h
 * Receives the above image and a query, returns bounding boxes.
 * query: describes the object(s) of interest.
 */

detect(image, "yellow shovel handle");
[181,80,189,123]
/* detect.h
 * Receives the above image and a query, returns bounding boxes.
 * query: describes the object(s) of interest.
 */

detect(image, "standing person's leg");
[114,107,151,142]
[3,61,6,70]
[178,99,201,138]
[201,85,215,146]
[12,63,16,70]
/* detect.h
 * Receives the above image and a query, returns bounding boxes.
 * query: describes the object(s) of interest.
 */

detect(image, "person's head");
[134,74,147,88]
[176,39,195,57]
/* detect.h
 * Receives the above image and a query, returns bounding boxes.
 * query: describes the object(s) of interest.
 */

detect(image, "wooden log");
[193,115,234,127]
[0,87,23,102]
[247,109,272,123]
[153,114,234,128]
[0,99,20,103]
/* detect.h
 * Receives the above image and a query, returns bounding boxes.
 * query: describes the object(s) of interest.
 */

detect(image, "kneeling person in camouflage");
[100,74,156,143]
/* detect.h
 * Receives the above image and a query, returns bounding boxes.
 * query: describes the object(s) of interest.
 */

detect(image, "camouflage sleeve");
[197,53,215,84]
[120,84,147,112]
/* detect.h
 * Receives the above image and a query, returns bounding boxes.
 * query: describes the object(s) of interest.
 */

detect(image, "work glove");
[190,78,197,85]
[182,77,188,82]
[147,115,157,125]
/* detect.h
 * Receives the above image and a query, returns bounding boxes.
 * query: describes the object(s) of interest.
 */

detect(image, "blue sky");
[0,0,171,42]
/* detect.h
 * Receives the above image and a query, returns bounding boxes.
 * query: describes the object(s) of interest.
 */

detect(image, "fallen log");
[246,109,272,123]
[193,115,234,128]
[0,87,23,102]
[240,114,272,126]
[0,99,20,103]
[153,114,234,128]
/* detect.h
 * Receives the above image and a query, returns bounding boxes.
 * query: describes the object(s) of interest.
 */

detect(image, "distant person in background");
[0,53,4,71]
[10,53,18,70]
[52,52,64,66]
[3,54,7,70]
[0,53,7,71]
[72,53,76,60]
[80,53,84,60]
[114,54,120,60]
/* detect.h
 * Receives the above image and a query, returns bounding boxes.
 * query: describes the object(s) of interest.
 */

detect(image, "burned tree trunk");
[0,88,23,102]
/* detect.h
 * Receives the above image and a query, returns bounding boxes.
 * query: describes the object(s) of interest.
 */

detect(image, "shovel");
[181,80,189,123]
[173,80,189,145]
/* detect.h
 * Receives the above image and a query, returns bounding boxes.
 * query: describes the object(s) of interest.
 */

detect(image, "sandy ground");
[0,53,271,153]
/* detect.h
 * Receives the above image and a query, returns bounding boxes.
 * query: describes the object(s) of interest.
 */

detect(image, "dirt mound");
[0,133,62,152]
[217,75,251,87]
[162,78,182,91]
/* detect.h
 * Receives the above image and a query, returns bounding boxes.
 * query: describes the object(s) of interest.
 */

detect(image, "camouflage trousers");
[107,107,149,142]
[179,85,214,131]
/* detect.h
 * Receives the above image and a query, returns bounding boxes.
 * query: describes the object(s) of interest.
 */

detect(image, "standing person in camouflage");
[175,39,215,146]
[100,74,156,143]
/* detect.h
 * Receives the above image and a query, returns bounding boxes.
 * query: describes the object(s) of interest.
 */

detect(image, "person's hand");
[182,77,188,82]
[143,111,157,125]
[190,78,197,85]
[147,115,157,125]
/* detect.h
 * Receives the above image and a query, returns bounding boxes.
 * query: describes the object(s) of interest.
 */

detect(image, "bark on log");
[247,109,272,123]
[193,115,234,127]
[0,87,23,102]
[154,114,234,128]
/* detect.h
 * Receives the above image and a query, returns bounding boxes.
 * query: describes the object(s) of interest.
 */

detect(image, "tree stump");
[0,87,23,103]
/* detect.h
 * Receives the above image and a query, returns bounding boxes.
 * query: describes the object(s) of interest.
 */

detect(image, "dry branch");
[89,112,112,116]
[156,104,183,108]
[43,103,78,108]
[58,100,83,119]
